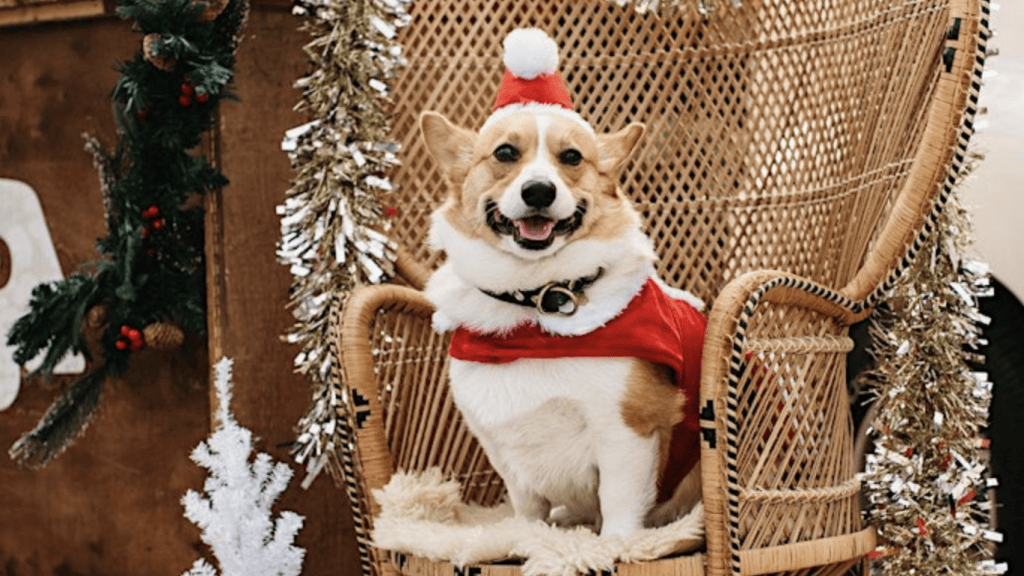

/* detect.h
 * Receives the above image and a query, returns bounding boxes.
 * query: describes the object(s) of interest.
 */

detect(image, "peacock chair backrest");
[340,1,986,576]
[384,0,983,307]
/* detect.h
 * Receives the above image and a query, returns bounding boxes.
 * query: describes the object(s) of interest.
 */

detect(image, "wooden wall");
[0,5,360,575]
[208,5,362,576]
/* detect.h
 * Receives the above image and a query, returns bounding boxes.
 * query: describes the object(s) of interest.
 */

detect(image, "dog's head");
[421,110,644,260]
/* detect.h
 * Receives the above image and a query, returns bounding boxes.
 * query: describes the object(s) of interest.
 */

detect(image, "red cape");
[449,279,707,502]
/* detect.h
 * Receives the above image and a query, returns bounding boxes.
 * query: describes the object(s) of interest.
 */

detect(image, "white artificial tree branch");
[182,357,306,576]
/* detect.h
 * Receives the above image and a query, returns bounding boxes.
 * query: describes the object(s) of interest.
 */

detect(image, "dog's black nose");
[521,180,557,208]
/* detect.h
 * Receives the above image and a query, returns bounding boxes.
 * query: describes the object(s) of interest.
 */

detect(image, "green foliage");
[9,368,108,468]
[5,0,248,467]
[7,275,99,372]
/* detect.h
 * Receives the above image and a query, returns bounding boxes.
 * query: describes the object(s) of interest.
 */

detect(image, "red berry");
[143,205,160,220]
[151,219,165,231]
[115,339,128,351]
[120,325,131,337]
[178,94,192,107]
[384,205,399,217]
[129,339,145,352]
[181,82,195,96]
[127,328,142,343]
[196,92,209,104]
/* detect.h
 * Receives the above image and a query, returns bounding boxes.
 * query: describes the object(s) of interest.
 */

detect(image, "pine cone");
[143,34,176,72]
[143,322,184,350]
[196,0,229,22]
[85,305,107,329]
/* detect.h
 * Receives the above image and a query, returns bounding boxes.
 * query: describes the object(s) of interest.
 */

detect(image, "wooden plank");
[1,10,361,574]
[207,6,364,575]
[0,0,105,27]
[0,18,212,575]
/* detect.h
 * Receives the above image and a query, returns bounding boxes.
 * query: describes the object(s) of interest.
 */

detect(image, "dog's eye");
[558,148,583,166]
[493,144,520,163]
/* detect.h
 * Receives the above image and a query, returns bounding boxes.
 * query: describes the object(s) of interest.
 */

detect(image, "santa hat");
[482,28,594,134]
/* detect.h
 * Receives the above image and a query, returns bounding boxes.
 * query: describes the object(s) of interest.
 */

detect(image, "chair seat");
[390,527,875,576]
[393,551,708,576]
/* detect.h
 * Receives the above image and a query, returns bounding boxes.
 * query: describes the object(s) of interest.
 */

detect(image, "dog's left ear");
[420,111,477,182]
[597,123,645,174]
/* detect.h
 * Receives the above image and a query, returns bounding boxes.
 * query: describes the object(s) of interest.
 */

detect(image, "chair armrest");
[392,245,432,291]
[700,270,875,576]
[334,282,505,533]
[338,284,434,507]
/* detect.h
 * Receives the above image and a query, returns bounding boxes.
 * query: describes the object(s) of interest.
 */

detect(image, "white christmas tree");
[181,357,306,576]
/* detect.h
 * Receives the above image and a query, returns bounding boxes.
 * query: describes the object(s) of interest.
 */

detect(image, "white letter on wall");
[0,178,86,410]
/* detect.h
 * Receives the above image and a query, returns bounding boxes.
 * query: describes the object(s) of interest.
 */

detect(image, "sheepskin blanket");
[371,469,704,576]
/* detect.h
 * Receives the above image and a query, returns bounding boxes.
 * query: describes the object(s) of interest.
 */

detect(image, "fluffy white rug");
[371,469,704,576]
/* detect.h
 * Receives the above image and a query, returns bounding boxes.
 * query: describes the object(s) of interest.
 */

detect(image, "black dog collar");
[480,269,604,316]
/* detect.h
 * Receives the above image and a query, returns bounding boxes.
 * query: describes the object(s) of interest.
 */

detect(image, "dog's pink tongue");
[516,218,555,241]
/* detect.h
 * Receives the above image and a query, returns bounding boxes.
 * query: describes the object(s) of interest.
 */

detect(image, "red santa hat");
[483,28,594,133]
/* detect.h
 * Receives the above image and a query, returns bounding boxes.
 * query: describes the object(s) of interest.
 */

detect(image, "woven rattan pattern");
[369,303,505,506]
[732,304,858,550]
[386,0,949,303]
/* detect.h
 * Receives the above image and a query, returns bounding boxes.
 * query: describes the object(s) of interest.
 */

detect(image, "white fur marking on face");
[496,115,577,223]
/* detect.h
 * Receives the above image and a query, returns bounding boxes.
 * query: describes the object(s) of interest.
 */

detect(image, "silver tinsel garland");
[860,186,1003,574]
[859,4,1002,570]
[278,0,410,485]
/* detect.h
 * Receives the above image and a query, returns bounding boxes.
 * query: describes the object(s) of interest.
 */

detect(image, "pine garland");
[5,0,248,467]
[278,0,410,484]
[861,170,1004,573]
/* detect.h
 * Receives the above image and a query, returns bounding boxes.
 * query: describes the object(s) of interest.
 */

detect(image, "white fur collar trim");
[653,276,705,313]
[425,211,657,336]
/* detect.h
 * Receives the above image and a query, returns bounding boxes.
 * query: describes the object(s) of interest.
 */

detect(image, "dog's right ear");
[419,111,476,181]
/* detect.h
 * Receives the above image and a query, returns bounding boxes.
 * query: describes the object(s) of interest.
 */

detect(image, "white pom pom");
[502,28,559,80]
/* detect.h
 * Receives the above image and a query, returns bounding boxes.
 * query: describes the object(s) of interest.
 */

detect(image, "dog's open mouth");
[516,217,556,242]
[486,200,587,250]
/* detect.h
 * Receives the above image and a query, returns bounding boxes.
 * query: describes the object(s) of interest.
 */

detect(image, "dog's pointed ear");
[420,111,476,180]
[597,122,645,174]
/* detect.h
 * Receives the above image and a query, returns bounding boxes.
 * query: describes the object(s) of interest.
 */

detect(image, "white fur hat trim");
[503,28,559,80]
[480,103,595,135]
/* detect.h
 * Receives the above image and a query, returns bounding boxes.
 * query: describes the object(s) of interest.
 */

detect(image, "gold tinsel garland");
[278,0,410,485]
[861,168,1004,574]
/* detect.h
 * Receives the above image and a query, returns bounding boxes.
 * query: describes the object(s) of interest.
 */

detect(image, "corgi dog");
[421,28,707,539]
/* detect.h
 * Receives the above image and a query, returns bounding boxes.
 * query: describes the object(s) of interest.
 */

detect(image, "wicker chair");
[330,1,989,575]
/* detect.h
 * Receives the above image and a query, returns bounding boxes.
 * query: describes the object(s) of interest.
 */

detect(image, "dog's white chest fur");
[449,356,658,534]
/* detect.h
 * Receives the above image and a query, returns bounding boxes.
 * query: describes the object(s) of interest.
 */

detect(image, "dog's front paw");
[599,519,644,540]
